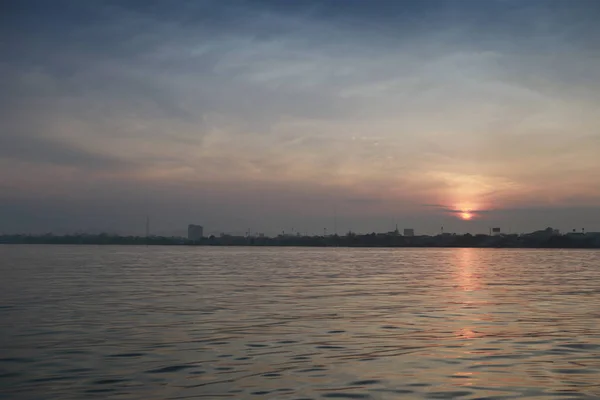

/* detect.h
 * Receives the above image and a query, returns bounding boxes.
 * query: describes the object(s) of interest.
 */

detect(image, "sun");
[460,211,473,220]
[452,202,479,221]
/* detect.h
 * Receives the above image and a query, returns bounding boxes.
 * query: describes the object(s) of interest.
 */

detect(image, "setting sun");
[454,202,478,221]
[460,211,473,220]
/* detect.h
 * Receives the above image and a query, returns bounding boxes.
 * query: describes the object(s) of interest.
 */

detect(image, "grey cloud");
[0,132,130,170]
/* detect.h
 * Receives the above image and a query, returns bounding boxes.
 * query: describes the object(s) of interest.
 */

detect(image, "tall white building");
[188,224,204,241]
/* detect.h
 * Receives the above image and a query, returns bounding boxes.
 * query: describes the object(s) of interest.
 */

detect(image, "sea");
[1,245,600,399]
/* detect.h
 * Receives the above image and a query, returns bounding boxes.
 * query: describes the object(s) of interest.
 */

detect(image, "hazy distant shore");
[2,232,599,249]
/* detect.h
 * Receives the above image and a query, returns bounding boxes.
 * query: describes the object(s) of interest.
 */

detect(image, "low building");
[188,224,204,241]
[403,228,415,237]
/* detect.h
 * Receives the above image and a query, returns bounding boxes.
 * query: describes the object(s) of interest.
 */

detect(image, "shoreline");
[2,232,599,249]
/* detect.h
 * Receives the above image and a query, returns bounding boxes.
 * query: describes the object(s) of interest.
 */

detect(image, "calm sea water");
[1,246,600,399]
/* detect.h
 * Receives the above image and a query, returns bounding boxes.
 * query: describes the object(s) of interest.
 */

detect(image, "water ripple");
[1,246,600,399]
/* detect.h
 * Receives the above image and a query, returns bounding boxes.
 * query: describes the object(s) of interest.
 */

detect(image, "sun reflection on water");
[454,247,482,292]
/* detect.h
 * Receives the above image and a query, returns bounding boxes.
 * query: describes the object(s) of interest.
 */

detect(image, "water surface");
[1,246,600,399]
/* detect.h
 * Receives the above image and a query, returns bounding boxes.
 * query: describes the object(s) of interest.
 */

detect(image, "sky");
[1,0,600,236]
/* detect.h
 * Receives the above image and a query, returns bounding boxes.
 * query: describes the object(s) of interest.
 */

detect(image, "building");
[403,228,415,237]
[188,224,204,241]
[492,227,501,236]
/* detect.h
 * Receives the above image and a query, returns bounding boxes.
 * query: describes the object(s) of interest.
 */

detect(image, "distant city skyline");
[2,0,600,235]
[1,215,593,239]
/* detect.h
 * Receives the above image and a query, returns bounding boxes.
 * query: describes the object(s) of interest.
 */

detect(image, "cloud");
[0,132,130,169]
[1,0,600,233]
